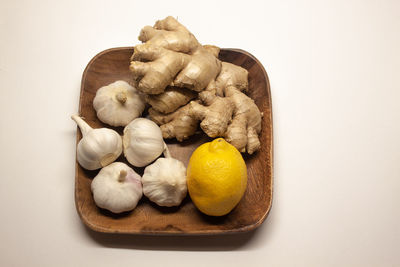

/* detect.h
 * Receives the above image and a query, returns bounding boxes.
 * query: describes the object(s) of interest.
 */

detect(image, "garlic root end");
[100,153,116,167]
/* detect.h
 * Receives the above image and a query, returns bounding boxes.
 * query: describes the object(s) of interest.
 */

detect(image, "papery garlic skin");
[91,162,143,213]
[123,118,165,167]
[72,115,122,170]
[142,158,187,207]
[93,80,145,127]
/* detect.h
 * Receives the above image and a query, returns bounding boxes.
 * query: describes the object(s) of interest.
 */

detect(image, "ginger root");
[146,87,197,114]
[149,104,198,142]
[149,62,262,154]
[189,94,234,138]
[194,62,262,153]
[188,74,261,153]
[130,17,263,154]
[205,62,249,97]
[130,16,221,95]
[223,86,262,154]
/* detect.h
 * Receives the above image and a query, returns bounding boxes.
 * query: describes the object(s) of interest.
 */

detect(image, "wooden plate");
[74,47,273,235]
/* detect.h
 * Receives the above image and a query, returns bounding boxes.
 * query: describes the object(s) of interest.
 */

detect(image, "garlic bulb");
[123,118,165,167]
[93,80,145,127]
[91,162,142,213]
[71,115,122,170]
[142,144,187,207]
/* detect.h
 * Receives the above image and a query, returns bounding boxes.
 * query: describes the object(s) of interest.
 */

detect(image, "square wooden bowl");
[74,47,273,235]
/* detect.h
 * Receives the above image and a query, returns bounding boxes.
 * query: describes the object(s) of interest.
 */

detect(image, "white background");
[1,0,399,266]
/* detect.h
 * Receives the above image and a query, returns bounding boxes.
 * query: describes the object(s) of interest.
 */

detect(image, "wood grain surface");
[74,47,273,235]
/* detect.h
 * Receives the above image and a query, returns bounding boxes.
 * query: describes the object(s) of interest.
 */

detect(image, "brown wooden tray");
[74,47,273,235]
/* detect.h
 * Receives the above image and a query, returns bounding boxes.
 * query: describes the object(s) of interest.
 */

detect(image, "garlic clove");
[123,118,165,167]
[91,162,143,213]
[72,115,122,170]
[93,80,146,127]
[142,157,187,207]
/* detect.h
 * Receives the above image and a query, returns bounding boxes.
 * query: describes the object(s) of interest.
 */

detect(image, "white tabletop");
[1,0,399,266]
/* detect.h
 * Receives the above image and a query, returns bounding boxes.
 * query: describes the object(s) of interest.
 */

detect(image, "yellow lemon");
[187,138,247,216]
